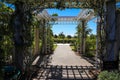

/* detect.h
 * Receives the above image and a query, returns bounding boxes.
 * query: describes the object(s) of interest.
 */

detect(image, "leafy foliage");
[53,33,76,44]
[0,2,14,79]
[98,71,120,80]
[0,2,14,63]
[85,35,96,58]
[47,25,54,53]
[52,13,58,16]
[74,21,96,57]
[58,32,65,39]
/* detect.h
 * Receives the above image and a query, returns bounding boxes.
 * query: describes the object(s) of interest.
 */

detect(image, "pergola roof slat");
[37,9,95,22]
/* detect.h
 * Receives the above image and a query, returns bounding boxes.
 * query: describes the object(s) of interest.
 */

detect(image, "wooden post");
[41,19,47,55]
[103,0,118,70]
[78,24,81,54]
[45,22,47,54]
[116,10,120,70]
[96,17,101,68]
[34,26,40,55]
[81,20,86,54]
[13,2,25,71]
[0,35,3,79]
[41,19,45,54]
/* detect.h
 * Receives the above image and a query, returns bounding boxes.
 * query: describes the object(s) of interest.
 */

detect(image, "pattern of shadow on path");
[32,65,98,80]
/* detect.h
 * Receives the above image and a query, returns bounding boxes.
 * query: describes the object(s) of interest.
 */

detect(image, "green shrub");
[83,52,95,58]
[54,38,76,44]
[98,71,120,80]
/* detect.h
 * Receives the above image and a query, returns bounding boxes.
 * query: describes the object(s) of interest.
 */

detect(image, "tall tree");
[59,32,65,39]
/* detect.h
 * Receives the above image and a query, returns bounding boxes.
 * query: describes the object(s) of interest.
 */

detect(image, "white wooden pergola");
[37,9,95,23]
[36,9,95,55]
[35,0,120,70]
[9,0,119,71]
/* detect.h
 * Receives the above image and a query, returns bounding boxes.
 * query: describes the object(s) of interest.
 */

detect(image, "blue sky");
[47,8,97,36]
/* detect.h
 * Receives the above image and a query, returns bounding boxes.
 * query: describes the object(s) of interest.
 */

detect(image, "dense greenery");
[74,21,96,57]
[54,38,76,44]
[0,2,14,79]
[46,26,54,53]
[38,19,54,54]
[98,71,120,80]
[53,32,76,44]
[0,2,14,61]
[85,34,96,57]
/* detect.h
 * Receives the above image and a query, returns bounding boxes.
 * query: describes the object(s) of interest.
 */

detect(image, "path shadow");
[31,65,98,80]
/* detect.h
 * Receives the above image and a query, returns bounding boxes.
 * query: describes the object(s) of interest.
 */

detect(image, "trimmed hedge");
[54,39,76,43]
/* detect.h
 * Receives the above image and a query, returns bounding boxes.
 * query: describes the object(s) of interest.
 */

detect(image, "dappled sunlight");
[32,65,98,80]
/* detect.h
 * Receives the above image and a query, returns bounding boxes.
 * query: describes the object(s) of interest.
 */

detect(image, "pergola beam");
[37,9,95,23]
[39,0,119,2]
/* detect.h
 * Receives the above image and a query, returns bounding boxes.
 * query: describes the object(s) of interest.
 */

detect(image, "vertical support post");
[103,0,118,70]
[78,24,81,54]
[41,19,47,55]
[0,35,3,79]
[116,10,120,70]
[13,2,24,71]
[34,26,40,55]
[81,20,86,54]
[41,19,45,54]
[45,21,47,54]
[96,17,100,68]
[46,22,50,54]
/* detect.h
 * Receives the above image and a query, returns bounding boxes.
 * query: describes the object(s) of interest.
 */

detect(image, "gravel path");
[50,44,93,66]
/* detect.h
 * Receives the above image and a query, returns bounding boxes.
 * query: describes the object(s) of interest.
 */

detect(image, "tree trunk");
[103,0,118,70]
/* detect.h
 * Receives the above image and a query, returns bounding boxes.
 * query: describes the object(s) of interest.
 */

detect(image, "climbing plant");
[81,0,106,62]
[0,2,14,79]
[75,21,95,55]
[0,2,14,60]
[47,25,54,53]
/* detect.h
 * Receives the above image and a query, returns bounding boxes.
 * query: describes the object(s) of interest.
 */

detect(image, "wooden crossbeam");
[38,0,120,2]
[37,9,95,22]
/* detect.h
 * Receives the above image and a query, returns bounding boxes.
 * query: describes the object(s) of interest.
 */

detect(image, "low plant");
[98,71,120,80]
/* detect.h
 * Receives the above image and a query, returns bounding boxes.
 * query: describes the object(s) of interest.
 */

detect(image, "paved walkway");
[32,44,97,80]
[50,44,92,66]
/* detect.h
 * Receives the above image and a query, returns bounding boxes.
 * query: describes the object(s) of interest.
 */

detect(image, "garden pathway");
[32,44,98,80]
[50,44,93,66]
